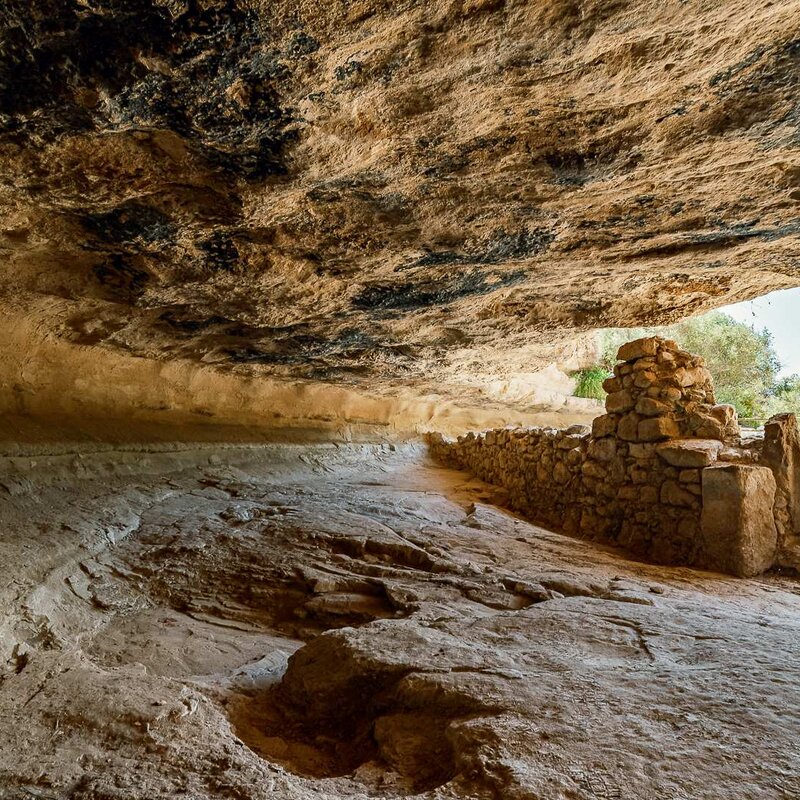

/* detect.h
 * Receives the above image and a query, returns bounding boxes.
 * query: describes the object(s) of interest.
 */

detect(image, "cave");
[1,1,800,798]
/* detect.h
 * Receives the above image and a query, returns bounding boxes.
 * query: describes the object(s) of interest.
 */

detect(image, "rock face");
[1,1,800,417]
[429,336,800,575]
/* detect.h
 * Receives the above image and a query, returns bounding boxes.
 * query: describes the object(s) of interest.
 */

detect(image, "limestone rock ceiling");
[1,0,800,391]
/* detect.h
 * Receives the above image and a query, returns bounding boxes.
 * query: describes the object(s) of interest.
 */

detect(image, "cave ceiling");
[1,0,799,392]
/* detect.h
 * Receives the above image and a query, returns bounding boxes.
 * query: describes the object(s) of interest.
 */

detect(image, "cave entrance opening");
[572,287,800,431]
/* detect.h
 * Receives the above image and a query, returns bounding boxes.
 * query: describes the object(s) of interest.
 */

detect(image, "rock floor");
[0,443,798,799]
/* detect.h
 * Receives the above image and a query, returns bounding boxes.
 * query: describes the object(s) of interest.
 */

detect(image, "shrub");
[572,366,610,401]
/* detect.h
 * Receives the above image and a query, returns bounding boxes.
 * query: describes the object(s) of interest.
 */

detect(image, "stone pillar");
[699,464,778,577]
[761,413,800,558]
[592,336,740,444]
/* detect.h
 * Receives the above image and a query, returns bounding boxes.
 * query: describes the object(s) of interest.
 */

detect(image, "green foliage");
[573,367,610,401]
[579,311,798,425]
[763,375,800,420]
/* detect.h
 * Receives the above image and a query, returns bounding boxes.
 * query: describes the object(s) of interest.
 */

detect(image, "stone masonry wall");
[428,337,790,576]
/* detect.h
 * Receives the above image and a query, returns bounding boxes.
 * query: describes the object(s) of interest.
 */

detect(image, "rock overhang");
[0,0,799,417]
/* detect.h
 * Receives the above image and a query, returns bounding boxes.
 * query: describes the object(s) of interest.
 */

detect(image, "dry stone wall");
[429,337,795,577]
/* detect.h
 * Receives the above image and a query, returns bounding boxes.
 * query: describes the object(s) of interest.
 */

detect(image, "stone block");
[661,480,697,507]
[602,376,622,393]
[717,446,757,464]
[588,438,616,462]
[609,457,626,482]
[636,397,671,417]
[689,412,726,441]
[639,485,659,504]
[606,390,634,413]
[638,416,680,441]
[582,461,607,479]
[618,412,641,441]
[553,461,571,484]
[565,448,583,466]
[592,414,617,438]
[699,464,778,577]
[628,442,655,459]
[617,337,659,362]
[672,367,692,387]
[564,424,591,436]
[655,439,722,468]
[710,404,736,425]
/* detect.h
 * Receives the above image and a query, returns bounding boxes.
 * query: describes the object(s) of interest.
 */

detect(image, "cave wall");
[0,312,599,444]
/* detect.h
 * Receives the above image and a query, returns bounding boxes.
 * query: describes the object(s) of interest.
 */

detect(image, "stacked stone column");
[592,336,739,444]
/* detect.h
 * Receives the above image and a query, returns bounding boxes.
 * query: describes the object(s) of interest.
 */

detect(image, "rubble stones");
[605,337,732,443]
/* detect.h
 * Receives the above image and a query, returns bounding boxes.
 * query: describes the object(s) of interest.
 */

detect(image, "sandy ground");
[0,442,798,799]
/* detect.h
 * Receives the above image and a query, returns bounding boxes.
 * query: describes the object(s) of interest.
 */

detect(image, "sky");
[723,287,800,378]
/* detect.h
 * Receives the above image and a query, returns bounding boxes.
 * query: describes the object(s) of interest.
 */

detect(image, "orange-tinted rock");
[656,439,723,468]
[638,417,680,442]
[617,338,660,362]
